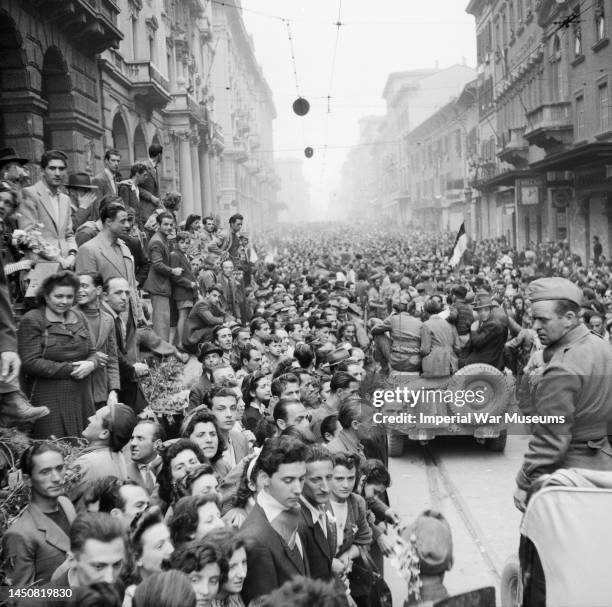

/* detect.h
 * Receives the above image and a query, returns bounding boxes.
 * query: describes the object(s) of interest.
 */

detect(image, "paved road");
[384,434,529,606]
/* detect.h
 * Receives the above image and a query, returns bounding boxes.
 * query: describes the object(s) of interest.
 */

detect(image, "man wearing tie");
[239,436,310,604]
[92,149,121,219]
[138,143,164,230]
[76,202,143,362]
[299,445,342,582]
[127,420,164,494]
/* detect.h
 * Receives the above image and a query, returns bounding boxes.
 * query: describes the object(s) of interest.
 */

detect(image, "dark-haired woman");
[204,528,248,607]
[123,506,174,607]
[181,409,232,479]
[18,271,97,440]
[157,439,206,512]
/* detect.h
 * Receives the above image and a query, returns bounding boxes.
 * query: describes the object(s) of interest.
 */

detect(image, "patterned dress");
[18,307,96,441]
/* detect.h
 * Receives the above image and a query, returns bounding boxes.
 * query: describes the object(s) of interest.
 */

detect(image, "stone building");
[406,80,479,234]
[209,0,278,229]
[466,0,612,262]
[340,64,476,225]
[0,0,278,226]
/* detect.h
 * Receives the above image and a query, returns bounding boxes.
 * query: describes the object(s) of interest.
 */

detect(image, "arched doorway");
[112,112,130,174]
[41,47,73,151]
[134,124,147,161]
[0,10,36,160]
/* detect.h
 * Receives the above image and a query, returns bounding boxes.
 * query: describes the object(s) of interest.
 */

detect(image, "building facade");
[209,0,278,229]
[340,64,476,225]
[466,0,612,262]
[406,81,479,234]
[0,0,277,226]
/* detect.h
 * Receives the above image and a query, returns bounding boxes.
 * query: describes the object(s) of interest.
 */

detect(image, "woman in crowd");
[329,452,373,607]
[157,439,206,510]
[204,528,248,607]
[183,463,219,497]
[132,570,196,607]
[18,270,98,441]
[166,540,225,607]
[221,454,268,528]
[241,371,272,433]
[181,410,232,478]
[123,507,174,606]
[168,494,225,547]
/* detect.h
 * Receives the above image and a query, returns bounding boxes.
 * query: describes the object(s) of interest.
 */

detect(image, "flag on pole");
[449,222,468,268]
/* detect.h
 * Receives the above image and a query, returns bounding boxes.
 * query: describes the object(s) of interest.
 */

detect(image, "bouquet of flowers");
[141,358,190,421]
[11,223,60,260]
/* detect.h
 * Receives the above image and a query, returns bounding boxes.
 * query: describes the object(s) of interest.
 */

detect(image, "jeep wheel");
[447,363,511,417]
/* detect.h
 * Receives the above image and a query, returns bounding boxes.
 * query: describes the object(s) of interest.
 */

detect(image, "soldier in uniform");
[514,277,612,607]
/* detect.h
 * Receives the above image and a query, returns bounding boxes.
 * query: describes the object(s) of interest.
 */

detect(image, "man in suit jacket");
[138,143,163,228]
[126,419,164,494]
[299,446,338,581]
[2,444,76,586]
[88,148,120,222]
[144,211,182,342]
[19,150,77,267]
[92,149,120,200]
[102,277,149,413]
[239,436,310,605]
[76,202,143,361]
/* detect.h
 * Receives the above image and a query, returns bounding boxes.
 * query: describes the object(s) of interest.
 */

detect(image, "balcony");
[36,0,122,53]
[524,102,573,151]
[229,138,249,163]
[167,92,207,126]
[498,126,529,168]
[103,53,171,111]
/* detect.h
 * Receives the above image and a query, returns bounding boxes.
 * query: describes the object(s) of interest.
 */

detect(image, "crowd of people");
[2,144,612,607]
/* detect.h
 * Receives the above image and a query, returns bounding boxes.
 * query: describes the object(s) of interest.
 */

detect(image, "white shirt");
[330,499,348,552]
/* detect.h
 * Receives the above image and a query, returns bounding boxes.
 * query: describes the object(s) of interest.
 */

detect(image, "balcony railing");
[524,102,573,150]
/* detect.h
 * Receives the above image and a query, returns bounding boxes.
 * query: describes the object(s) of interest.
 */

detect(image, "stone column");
[200,148,212,217]
[190,132,202,216]
[178,131,194,218]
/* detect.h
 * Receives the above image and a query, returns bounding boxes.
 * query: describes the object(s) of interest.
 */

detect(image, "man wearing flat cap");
[515,277,612,607]
[463,292,508,370]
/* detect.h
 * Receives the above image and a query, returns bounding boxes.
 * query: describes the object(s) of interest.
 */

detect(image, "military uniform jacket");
[516,324,612,490]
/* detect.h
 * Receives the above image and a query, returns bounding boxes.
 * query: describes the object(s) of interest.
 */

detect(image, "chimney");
[435,60,439,69]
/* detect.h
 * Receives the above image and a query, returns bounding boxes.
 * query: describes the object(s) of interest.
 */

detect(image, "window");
[131,17,138,59]
[551,35,563,98]
[573,7,583,55]
[598,82,610,132]
[575,95,585,139]
[596,0,606,41]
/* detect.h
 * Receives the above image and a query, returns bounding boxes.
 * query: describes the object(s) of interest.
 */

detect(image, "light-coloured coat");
[20,180,77,257]
[75,232,142,323]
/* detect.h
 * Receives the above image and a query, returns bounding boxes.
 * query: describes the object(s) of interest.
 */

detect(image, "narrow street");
[385,434,529,605]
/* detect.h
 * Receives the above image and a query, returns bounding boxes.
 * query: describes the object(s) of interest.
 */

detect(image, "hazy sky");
[241,1,477,219]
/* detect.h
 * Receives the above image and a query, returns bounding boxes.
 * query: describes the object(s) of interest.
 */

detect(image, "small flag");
[449,222,467,268]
